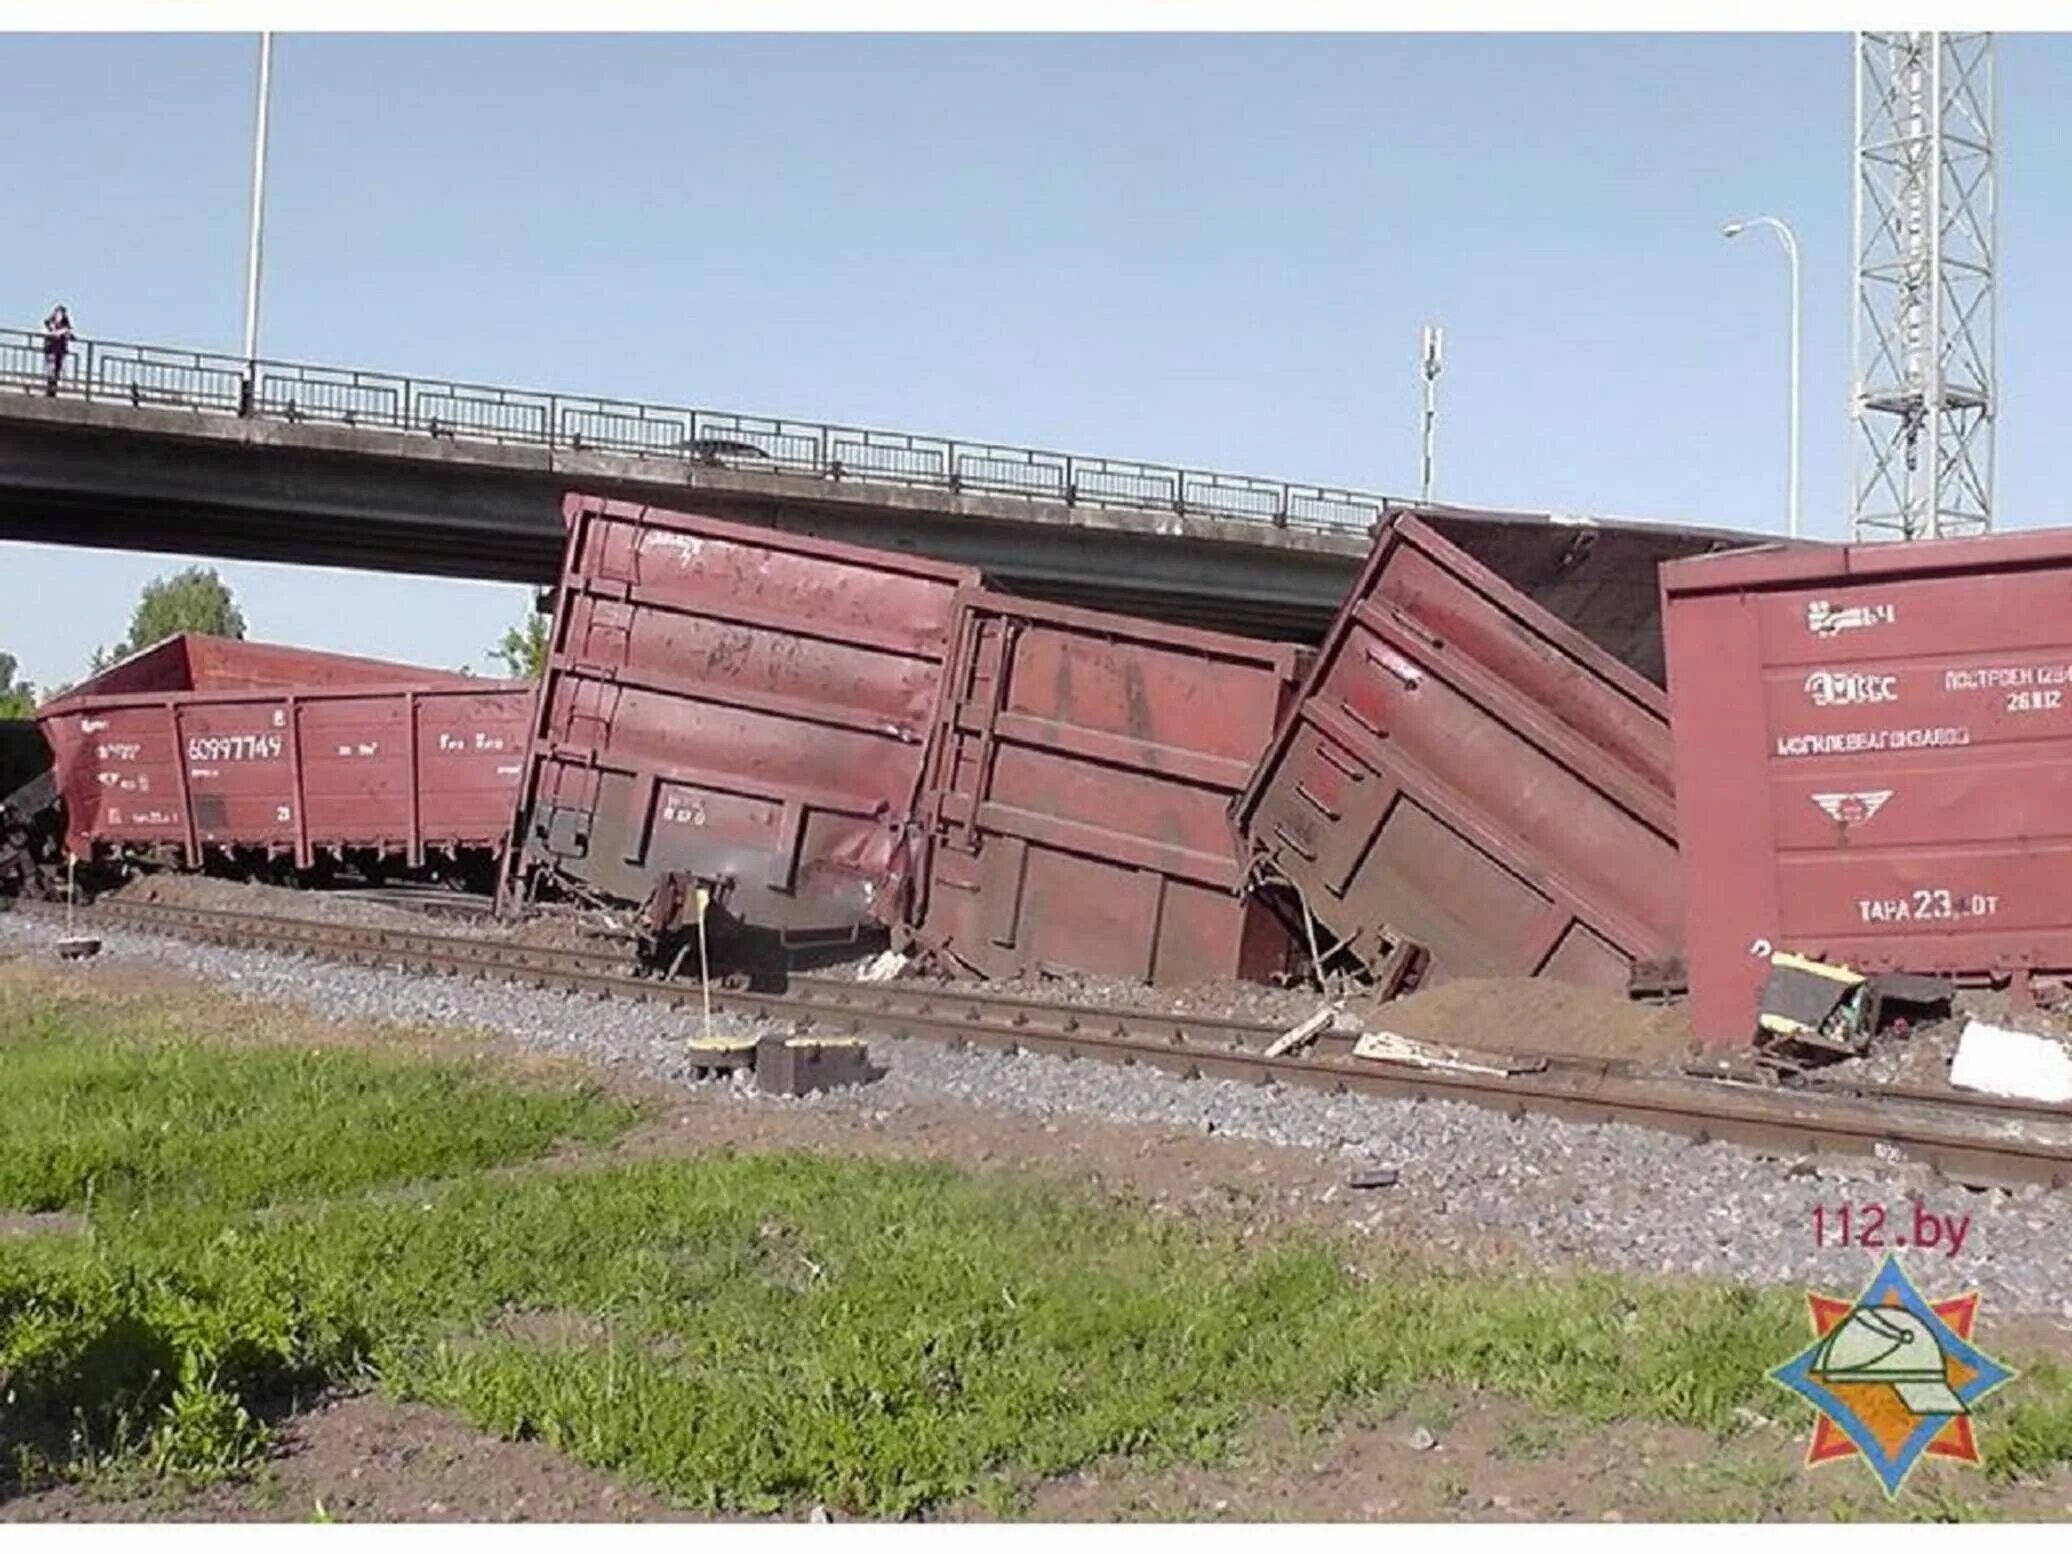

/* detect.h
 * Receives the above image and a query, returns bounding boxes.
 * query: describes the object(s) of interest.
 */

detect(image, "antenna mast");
[1419,323,1443,505]
[1851,31,1996,542]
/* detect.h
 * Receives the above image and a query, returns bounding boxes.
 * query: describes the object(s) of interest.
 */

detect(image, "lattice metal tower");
[1851,31,1996,542]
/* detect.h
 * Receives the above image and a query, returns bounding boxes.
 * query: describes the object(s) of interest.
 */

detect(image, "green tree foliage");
[90,567,248,675]
[0,651,35,719]
[491,611,551,680]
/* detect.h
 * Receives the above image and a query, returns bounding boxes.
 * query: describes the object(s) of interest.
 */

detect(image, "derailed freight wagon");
[0,719,56,895]
[909,589,1306,986]
[39,634,533,888]
[506,494,980,957]
[1663,529,2072,1045]
[1235,507,1754,994]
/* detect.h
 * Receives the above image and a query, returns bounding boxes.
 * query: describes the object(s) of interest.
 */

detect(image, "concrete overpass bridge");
[0,327,1745,643]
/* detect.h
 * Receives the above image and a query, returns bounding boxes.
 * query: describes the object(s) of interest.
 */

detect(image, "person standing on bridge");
[41,305,73,397]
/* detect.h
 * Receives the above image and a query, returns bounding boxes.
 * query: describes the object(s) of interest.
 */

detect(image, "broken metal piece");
[1349,1029,1548,1077]
[1265,1003,1339,1058]
[1753,951,1955,1068]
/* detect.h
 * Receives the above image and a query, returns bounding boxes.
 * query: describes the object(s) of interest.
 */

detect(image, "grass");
[0,1153,1908,1515]
[3,978,2071,1518]
[0,990,638,1215]
[1497,1418,1562,1461]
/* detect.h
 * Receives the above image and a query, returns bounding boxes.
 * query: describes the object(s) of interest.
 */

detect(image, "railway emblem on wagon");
[1811,790,1892,827]
[1769,1254,2016,1498]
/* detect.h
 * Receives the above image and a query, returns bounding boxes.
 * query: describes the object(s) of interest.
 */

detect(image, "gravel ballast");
[5,911,2070,1321]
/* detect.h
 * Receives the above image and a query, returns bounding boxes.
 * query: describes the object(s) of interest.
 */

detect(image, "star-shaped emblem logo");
[1770,1253,2017,1498]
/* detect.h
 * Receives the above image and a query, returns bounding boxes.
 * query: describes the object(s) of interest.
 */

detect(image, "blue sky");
[5,31,2071,690]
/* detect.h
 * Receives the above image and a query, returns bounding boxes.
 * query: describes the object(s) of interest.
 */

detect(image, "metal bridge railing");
[0,325,1395,537]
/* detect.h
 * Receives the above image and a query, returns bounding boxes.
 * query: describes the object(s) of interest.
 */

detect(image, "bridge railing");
[0,326,1394,537]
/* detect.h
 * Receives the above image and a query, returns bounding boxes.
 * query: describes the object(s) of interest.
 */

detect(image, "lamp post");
[240,32,274,414]
[1419,323,1443,505]
[1723,216,1802,540]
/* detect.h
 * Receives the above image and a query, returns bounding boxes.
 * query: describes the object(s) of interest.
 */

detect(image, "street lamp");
[1723,216,1802,540]
[240,32,274,414]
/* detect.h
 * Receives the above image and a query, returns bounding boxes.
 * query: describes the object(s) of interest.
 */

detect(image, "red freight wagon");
[39,634,532,885]
[509,494,980,950]
[1663,528,2072,1044]
[911,589,1306,985]
[1234,509,1728,992]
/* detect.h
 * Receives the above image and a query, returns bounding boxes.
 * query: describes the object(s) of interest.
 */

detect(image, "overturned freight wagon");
[909,589,1305,985]
[1234,507,1751,994]
[38,633,533,887]
[506,494,980,955]
[1663,528,2072,1045]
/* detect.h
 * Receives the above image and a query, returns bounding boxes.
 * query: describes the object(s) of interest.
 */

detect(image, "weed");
[1401,1392,1459,1433]
[1688,1451,1801,1518]
[1906,1488,2002,1523]
[1982,1359,2072,1484]
[1498,1419,1561,1461]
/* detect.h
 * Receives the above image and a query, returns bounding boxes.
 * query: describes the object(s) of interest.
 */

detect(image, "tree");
[0,651,34,719]
[93,567,248,672]
[492,611,551,679]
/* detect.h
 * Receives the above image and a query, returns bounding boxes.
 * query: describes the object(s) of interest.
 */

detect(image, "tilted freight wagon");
[909,588,1307,986]
[0,719,56,895]
[39,634,533,889]
[506,494,980,958]
[1234,506,1757,994]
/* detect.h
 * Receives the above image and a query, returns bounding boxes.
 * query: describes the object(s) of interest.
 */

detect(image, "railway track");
[10,895,2072,1192]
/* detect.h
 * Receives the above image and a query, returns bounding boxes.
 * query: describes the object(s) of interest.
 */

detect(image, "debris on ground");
[1265,1004,1338,1058]
[1347,1165,1400,1190]
[856,949,909,983]
[1949,1019,2072,1104]
[1349,1030,1546,1077]
[1750,951,1953,1073]
[1341,977,1696,1067]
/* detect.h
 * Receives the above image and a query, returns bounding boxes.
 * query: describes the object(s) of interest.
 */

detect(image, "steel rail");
[12,896,2071,1191]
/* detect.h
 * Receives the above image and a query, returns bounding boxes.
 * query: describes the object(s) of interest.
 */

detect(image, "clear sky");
[5,30,2072,691]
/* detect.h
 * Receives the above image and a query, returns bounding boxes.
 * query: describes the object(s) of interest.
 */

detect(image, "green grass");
[0,1152,1878,1515]
[0,993,639,1215]
[3,984,2071,1518]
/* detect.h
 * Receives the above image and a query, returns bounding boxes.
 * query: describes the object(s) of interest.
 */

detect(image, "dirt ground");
[1,1394,696,1524]
[12,1384,2072,1524]
[1345,977,1697,1067]
[6,955,2072,1523]
[939,1392,2072,1523]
